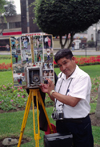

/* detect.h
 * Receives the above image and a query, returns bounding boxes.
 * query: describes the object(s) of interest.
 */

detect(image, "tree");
[0,0,7,17]
[0,0,17,35]
[4,1,16,16]
[33,0,100,49]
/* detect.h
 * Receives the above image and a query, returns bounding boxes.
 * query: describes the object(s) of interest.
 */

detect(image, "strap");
[55,77,73,107]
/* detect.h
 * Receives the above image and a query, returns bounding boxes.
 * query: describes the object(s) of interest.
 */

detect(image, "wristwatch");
[50,90,55,96]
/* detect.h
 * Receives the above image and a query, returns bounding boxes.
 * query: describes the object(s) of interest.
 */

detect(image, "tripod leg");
[17,91,32,147]
[32,90,40,147]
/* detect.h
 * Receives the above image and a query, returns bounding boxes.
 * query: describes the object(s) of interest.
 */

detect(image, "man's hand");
[40,78,55,95]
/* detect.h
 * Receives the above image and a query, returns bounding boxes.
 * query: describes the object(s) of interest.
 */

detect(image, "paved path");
[0,48,100,56]
[54,48,100,56]
[72,49,100,56]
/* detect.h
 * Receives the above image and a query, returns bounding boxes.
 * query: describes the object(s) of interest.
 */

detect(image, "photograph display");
[10,33,54,87]
[0,39,10,52]
[21,36,32,64]
[11,36,21,64]
[43,35,54,83]
[10,36,26,87]
[33,35,43,63]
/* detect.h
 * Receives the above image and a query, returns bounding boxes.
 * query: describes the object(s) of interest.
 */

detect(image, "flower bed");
[0,84,28,111]
[54,55,100,67]
[75,56,100,66]
[0,76,100,111]
[0,63,12,71]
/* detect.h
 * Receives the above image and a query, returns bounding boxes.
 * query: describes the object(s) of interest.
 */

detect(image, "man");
[44,36,48,49]
[40,48,94,147]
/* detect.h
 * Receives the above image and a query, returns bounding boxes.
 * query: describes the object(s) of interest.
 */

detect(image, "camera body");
[51,109,64,121]
[25,66,43,89]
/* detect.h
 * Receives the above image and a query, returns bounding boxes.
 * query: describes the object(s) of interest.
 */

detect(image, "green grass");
[92,126,100,146]
[1,64,100,85]
[0,55,11,64]
[74,55,97,58]
[0,59,11,64]
[0,71,13,85]
[90,103,97,113]
[0,107,99,147]
[0,55,11,58]
[0,55,100,146]
[54,64,100,78]
[80,65,100,78]
[0,108,55,147]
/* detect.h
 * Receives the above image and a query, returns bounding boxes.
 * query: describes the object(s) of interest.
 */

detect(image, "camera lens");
[44,80,48,84]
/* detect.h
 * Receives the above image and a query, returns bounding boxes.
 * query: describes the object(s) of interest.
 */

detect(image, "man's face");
[57,57,76,77]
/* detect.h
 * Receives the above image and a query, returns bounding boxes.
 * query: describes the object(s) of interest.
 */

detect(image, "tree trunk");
[59,33,75,49]
[95,85,100,118]
[0,17,4,35]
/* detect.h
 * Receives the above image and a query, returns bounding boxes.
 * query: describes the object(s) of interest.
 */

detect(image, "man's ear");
[72,56,75,61]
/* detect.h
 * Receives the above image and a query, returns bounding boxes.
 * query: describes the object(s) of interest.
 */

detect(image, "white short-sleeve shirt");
[55,65,91,119]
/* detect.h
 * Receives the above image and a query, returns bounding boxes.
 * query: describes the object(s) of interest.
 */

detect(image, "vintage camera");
[25,66,43,89]
[51,108,64,121]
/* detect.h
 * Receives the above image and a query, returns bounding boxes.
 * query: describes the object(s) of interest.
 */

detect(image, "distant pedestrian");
[45,36,48,49]
[6,44,10,51]
[72,42,75,50]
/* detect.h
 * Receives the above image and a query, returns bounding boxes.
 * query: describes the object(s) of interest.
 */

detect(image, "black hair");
[55,48,73,63]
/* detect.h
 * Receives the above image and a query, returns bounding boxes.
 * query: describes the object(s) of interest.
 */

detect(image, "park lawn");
[74,55,97,58]
[0,71,13,85]
[0,55,11,64]
[0,59,12,64]
[0,55,11,58]
[0,64,100,85]
[0,108,56,147]
[0,64,100,146]
[54,64,100,78]
[0,106,99,147]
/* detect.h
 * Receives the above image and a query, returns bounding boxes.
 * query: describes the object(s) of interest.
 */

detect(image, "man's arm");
[49,91,81,107]
[40,78,81,106]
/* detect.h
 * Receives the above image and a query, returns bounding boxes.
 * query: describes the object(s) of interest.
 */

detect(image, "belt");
[63,115,89,123]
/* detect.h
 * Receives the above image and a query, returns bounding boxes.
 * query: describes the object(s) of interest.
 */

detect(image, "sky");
[13,0,21,14]
[7,0,21,14]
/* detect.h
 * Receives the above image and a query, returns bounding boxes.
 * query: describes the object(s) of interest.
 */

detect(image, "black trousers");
[56,115,94,147]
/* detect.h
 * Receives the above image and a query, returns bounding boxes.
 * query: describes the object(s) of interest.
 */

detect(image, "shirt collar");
[61,65,79,80]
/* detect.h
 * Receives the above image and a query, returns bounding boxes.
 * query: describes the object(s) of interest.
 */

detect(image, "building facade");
[0,0,41,37]
[20,0,41,33]
[0,14,21,36]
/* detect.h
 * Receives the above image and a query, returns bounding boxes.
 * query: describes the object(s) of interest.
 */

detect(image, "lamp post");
[93,24,100,51]
[93,25,97,51]
[26,0,30,33]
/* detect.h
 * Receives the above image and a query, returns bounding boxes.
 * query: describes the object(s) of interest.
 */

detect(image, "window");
[9,22,21,29]
[0,23,7,29]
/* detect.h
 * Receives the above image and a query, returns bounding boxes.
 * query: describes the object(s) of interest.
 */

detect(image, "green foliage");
[0,65,100,111]
[0,0,7,14]
[0,83,28,111]
[87,40,95,47]
[34,0,100,36]
[4,1,16,16]
[91,77,100,92]
[0,0,17,34]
